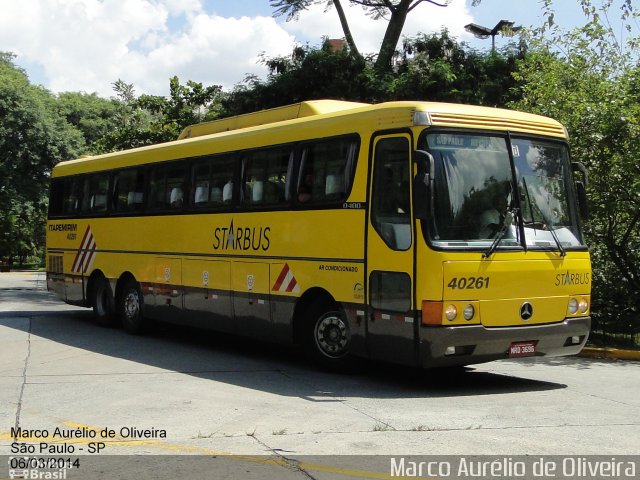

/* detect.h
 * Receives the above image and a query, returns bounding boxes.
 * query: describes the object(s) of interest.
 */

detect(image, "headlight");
[568,298,579,315]
[578,297,588,314]
[445,305,458,321]
[463,304,475,321]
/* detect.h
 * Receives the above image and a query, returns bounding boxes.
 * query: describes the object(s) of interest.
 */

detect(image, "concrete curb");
[579,347,640,361]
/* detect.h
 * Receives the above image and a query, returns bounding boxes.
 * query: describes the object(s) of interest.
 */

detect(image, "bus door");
[366,135,417,365]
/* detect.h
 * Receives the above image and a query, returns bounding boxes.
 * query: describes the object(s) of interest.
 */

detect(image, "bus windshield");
[421,132,584,250]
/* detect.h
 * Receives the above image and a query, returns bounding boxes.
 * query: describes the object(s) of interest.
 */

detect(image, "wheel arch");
[85,269,107,306]
[292,287,338,346]
[115,271,138,305]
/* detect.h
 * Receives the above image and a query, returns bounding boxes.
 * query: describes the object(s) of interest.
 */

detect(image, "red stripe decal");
[272,264,290,291]
[286,276,297,292]
[75,235,93,273]
[72,226,91,272]
[83,240,97,273]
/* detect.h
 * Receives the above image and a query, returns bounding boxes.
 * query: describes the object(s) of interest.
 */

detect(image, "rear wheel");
[117,278,146,334]
[91,276,115,327]
[305,299,351,369]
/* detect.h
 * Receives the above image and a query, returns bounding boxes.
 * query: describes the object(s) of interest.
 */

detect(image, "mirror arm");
[412,150,436,221]
[572,161,588,187]
[427,154,435,220]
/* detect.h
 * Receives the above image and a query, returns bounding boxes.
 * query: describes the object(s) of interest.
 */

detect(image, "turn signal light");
[422,301,443,325]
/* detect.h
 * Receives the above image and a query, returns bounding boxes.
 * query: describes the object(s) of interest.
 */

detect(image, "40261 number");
[447,276,490,290]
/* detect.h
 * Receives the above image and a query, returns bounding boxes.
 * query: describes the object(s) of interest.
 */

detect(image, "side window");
[149,162,187,210]
[242,146,292,207]
[370,271,411,312]
[192,155,236,208]
[113,168,146,212]
[62,176,83,215]
[48,179,65,217]
[297,137,358,204]
[81,173,109,214]
[371,137,411,250]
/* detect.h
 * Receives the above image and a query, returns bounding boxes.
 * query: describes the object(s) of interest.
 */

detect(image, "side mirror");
[413,150,435,220]
[571,162,589,220]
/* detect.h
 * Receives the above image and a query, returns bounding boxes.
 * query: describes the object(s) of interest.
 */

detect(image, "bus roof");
[177,100,369,140]
[52,100,567,177]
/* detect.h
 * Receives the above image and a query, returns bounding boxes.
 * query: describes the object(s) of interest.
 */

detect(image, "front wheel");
[117,279,146,334]
[305,299,351,370]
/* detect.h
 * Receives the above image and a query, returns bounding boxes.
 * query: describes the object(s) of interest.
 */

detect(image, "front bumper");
[419,316,591,368]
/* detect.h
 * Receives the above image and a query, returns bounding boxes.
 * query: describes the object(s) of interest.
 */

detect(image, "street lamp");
[464,20,522,52]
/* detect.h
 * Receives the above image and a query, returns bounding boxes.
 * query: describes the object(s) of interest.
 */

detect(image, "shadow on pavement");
[0,286,570,400]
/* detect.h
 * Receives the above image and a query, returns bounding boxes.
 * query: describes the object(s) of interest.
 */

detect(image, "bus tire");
[305,299,351,370]
[117,278,146,334]
[91,276,116,327]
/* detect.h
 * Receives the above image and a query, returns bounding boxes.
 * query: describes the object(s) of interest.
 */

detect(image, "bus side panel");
[63,251,85,305]
[232,262,271,341]
[144,257,184,323]
[183,259,234,333]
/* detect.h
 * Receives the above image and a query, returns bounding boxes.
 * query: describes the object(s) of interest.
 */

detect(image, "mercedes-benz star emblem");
[520,302,533,320]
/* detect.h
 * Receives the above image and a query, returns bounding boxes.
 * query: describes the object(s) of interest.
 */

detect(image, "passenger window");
[113,168,146,212]
[371,137,411,250]
[62,177,82,215]
[192,155,235,207]
[242,147,292,206]
[297,137,358,204]
[81,173,109,214]
[48,179,65,217]
[149,163,186,210]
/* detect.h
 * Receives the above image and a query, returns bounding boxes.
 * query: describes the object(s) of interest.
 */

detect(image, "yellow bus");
[46,100,591,368]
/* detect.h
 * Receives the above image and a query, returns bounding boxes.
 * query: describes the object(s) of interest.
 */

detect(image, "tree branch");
[348,0,394,11]
[620,206,640,247]
[414,0,451,9]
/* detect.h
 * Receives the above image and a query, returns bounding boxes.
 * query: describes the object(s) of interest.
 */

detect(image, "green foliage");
[99,77,223,152]
[222,45,379,116]
[269,0,459,72]
[393,31,525,105]
[0,53,83,265]
[511,0,640,343]
[56,92,119,154]
[222,32,523,116]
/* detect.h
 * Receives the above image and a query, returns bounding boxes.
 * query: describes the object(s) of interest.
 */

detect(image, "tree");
[56,91,119,154]
[0,53,83,265]
[510,0,640,344]
[99,77,223,152]
[222,31,523,116]
[270,0,466,72]
[393,31,525,105]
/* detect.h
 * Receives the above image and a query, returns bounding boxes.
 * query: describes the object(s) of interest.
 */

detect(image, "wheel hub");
[124,291,139,319]
[315,314,348,358]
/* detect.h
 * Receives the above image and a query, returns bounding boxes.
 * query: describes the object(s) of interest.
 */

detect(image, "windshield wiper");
[483,210,515,258]
[540,214,566,257]
[520,177,566,257]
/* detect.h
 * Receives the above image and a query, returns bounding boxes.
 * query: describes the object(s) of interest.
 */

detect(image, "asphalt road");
[1,271,638,479]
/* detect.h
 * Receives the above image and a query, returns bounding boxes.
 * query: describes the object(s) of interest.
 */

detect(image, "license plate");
[508,341,537,357]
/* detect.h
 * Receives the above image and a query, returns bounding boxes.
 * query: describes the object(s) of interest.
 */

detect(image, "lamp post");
[464,20,522,52]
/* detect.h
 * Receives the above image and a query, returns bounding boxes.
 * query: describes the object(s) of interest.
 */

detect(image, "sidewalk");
[579,346,640,361]
[0,270,47,290]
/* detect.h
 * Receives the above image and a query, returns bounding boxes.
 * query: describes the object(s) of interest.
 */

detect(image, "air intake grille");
[48,255,63,274]
[428,112,566,137]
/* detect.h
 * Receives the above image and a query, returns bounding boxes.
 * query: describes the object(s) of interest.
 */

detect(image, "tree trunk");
[333,0,361,58]
[374,0,411,73]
